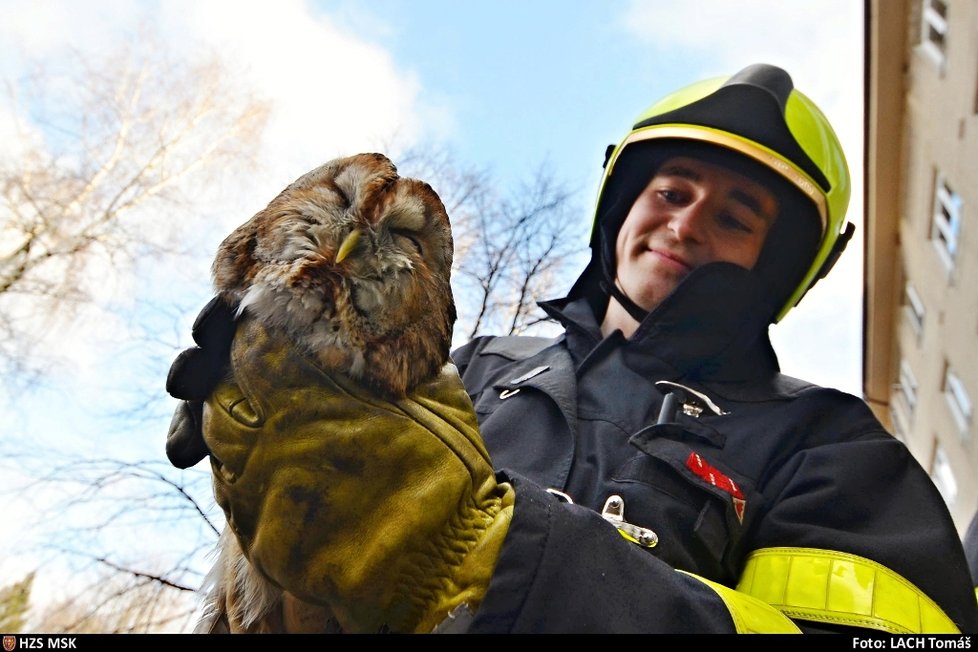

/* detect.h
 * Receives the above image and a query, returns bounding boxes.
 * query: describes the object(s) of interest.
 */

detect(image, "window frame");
[943,365,973,438]
[921,0,949,69]
[898,359,919,416]
[930,172,961,273]
[903,280,926,340]
[930,441,958,508]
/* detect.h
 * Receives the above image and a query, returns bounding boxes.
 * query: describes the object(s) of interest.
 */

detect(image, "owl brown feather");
[212,151,456,398]
[197,153,457,633]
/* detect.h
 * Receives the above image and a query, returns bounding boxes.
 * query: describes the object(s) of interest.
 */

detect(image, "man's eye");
[658,189,684,203]
[719,213,752,233]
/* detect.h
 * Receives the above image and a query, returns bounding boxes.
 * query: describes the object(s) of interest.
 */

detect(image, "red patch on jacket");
[686,452,746,524]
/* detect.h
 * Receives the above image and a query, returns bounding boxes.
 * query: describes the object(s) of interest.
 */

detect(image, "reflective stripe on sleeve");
[677,570,802,633]
[736,547,960,634]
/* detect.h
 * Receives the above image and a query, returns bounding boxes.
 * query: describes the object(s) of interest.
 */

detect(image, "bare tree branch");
[383,143,586,340]
[2,443,219,632]
[92,557,196,593]
[0,40,269,380]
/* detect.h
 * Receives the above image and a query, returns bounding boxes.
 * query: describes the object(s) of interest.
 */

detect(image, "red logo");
[3,635,15,652]
[686,452,747,524]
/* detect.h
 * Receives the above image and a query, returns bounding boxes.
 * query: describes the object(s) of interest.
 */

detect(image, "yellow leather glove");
[202,315,514,634]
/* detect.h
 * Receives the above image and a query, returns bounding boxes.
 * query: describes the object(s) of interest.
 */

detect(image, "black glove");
[165,296,238,468]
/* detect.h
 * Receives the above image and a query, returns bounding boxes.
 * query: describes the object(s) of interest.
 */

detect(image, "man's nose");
[668,200,709,242]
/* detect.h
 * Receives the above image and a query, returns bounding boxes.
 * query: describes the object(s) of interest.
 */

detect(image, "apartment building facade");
[864,0,978,531]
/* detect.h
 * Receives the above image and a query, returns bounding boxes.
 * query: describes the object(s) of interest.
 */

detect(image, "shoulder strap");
[478,335,558,362]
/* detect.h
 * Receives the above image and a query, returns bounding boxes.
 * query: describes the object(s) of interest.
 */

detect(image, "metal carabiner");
[601,495,658,548]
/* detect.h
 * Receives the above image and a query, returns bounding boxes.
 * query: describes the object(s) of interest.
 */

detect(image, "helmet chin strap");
[600,269,650,324]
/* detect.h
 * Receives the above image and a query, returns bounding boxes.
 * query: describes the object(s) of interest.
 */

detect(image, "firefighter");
[167,63,978,633]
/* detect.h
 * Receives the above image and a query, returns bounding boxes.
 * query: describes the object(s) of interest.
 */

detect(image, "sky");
[0,0,867,625]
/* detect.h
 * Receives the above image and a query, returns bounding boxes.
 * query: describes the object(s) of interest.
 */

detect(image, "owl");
[197,153,457,633]
[212,151,456,398]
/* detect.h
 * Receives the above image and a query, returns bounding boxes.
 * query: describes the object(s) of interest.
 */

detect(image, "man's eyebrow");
[658,163,701,182]
[658,163,773,222]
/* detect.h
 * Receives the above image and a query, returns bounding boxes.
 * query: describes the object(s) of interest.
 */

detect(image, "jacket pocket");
[612,430,757,582]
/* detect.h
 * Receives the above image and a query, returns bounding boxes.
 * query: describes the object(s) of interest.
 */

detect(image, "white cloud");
[620,0,863,175]
[0,0,144,65]
[3,0,441,214]
[622,1,861,84]
[158,0,430,194]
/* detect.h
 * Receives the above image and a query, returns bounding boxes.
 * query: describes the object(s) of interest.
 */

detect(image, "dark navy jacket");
[450,264,978,633]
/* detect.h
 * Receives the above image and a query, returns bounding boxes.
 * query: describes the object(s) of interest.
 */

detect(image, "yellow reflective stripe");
[678,570,802,633]
[736,547,960,634]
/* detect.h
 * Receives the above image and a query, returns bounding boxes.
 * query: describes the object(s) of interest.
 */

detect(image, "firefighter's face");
[613,155,779,313]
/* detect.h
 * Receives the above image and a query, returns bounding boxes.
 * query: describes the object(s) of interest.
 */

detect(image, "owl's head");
[211,153,456,394]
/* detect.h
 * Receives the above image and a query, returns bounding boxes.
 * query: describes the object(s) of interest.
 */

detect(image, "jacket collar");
[540,262,780,383]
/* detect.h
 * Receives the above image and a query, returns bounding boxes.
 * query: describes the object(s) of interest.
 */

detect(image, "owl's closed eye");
[211,152,456,397]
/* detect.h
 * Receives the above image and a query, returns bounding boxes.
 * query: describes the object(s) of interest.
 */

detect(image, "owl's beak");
[335,229,362,264]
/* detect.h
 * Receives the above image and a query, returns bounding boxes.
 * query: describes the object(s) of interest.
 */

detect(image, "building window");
[943,365,973,437]
[890,403,910,444]
[898,359,919,416]
[930,172,961,272]
[930,442,958,508]
[903,281,925,340]
[921,0,949,68]
[891,360,917,442]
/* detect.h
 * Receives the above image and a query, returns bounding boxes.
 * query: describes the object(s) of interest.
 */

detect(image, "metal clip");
[546,488,574,504]
[500,365,550,400]
[681,403,704,418]
[600,495,658,548]
[654,380,728,418]
[508,365,550,385]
